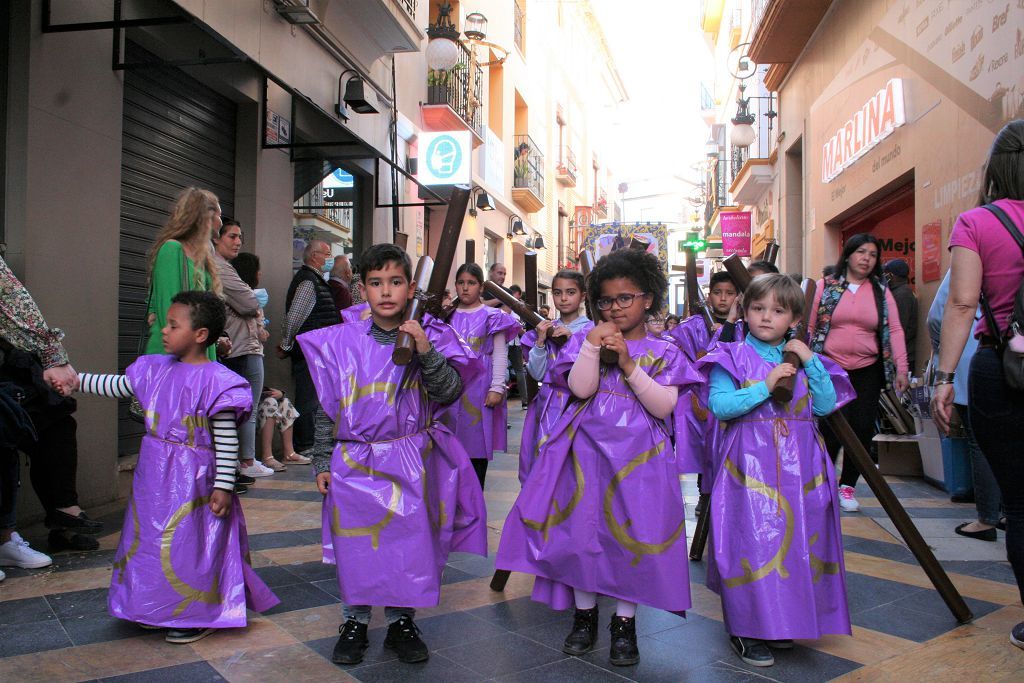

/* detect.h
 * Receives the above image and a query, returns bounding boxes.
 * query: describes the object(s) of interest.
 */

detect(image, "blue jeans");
[224,354,264,461]
[343,604,415,625]
[969,348,1024,603]
[956,403,1002,526]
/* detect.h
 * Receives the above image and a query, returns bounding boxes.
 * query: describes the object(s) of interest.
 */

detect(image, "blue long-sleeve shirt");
[708,336,837,421]
[526,315,592,381]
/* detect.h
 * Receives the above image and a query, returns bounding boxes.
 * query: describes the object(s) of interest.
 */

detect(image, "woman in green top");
[145,187,224,360]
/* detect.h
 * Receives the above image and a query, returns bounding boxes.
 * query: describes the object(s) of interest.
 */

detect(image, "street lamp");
[464,12,487,41]
[508,213,526,238]
[425,3,461,70]
[705,135,720,159]
[730,84,757,149]
[468,186,495,216]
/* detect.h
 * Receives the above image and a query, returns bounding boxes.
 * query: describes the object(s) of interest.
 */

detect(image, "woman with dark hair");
[213,228,276,480]
[932,120,1024,651]
[808,232,908,513]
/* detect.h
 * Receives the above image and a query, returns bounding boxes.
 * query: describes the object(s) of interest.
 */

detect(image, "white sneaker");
[0,568,6,581]
[838,485,860,513]
[0,532,53,569]
[239,461,275,478]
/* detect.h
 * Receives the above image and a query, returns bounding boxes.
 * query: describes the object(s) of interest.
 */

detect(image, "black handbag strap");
[979,204,1024,342]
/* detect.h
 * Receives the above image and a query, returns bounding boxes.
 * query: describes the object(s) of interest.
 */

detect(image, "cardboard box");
[873,434,924,476]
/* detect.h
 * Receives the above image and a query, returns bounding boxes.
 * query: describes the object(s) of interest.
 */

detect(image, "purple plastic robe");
[696,342,855,640]
[341,301,370,323]
[497,332,703,612]
[111,355,279,628]
[296,317,487,607]
[446,307,522,459]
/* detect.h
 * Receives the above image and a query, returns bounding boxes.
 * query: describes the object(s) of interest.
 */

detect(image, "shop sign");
[921,220,942,283]
[418,131,472,185]
[721,211,752,257]
[821,78,906,184]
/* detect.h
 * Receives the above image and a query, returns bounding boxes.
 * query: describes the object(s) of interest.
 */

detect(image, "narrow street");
[0,404,1019,682]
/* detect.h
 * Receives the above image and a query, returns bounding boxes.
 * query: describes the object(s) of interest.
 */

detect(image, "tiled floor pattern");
[1,405,1020,681]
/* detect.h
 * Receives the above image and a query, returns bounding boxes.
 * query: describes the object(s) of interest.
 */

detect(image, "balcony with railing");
[293,184,354,246]
[594,188,608,218]
[728,93,777,206]
[514,1,525,53]
[555,147,577,187]
[512,134,545,212]
[421,41,484,144]
[396,0,417,20]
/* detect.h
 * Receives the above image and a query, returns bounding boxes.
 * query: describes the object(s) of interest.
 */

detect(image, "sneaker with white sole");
[0,532,53,569]
[0,568,5,581]
[838,485,860,512]
[239,461,275,478]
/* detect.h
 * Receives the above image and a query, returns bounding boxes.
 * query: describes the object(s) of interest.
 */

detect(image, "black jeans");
[969,347,1024,604]
[291,356,319,454]
[24,410,79,513]
[822,361,885,488]
[508,344,528,408]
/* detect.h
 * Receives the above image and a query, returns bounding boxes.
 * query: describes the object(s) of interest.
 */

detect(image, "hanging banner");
[921,220,942,283]
[721,211,753,257]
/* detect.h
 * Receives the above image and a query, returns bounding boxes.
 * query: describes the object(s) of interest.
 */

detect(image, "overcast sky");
[590,0,712,185]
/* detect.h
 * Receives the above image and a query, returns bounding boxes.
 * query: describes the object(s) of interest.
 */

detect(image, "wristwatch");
[933,370,955,385]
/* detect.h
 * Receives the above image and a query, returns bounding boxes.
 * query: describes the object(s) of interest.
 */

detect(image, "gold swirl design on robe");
[160,496,222,616]
[721,456,795,588]
[522,401,591,540]
[465,335,486,354]
[690,393,709,423]
[603,441,686,566]
[145,409,160,437]
[461,392,483,426]
[419,440,448,531]
[112,490,140,583]
[331,444,403,550]
[807,533,841,583]
[634,350,666,378]
[181,414,210,447]
[338,374,400,414]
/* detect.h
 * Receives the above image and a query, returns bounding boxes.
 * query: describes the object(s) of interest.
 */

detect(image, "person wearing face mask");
[279,240,341,456]
[808,233,909,513]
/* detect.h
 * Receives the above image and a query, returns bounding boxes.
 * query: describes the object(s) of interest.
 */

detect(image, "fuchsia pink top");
[948,198,1024,338]
[808,279,908,376]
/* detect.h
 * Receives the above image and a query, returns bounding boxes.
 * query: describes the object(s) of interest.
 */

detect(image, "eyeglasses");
[595,292,647,311]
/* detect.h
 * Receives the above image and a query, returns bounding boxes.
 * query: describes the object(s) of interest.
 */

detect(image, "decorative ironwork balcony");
[512,134,544,212]
[422,40,483,141]
[594,188,608,218]
[555,147,577,187]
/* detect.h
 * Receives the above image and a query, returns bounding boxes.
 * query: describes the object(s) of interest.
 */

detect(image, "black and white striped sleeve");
[78,372,134,398]
[210,411,239,491]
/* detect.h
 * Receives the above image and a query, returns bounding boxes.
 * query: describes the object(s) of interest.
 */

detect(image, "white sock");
[615,600,636,618]
[573,589,597,610]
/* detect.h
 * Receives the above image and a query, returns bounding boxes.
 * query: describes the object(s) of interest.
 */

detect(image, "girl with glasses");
[497,249,702,667]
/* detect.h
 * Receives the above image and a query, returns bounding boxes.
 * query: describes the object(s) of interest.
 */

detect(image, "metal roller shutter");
[118,42,236,455]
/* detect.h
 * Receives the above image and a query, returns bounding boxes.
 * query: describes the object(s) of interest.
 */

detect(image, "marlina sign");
[821,78,906,184]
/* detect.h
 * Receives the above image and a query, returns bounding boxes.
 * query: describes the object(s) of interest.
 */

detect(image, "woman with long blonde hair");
[144,187,224,360]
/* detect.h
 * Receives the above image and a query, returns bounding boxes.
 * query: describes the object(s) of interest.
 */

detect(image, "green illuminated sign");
[679,238,707,251]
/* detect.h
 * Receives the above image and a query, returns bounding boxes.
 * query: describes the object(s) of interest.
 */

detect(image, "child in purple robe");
[498,249,703,667]
[446,263,521,487]
[699,274,853,668]
[520,270,592,483]
[299,244,487,667]
[77,291,279,645]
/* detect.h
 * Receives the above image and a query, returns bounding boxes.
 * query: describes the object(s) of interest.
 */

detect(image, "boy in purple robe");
[446,263,521,487]
[520,269,592,484]
[299,244,487,667]
[77,291,279,645]
[498,249,702,667]
[698,274,854,668]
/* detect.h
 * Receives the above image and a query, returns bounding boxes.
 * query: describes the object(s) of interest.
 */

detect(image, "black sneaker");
[234,483,248,495]
[44,509,104,533]
[384,615,429,663]
[730,635,774,666]
[608,615,639,666]
[48,529,99,552]
[236,473,256,485]
[165,627,214,644]
[562,606,599,655]
[1011,621,1024,651]
[765,639,794,649]
[332,619,369,665]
